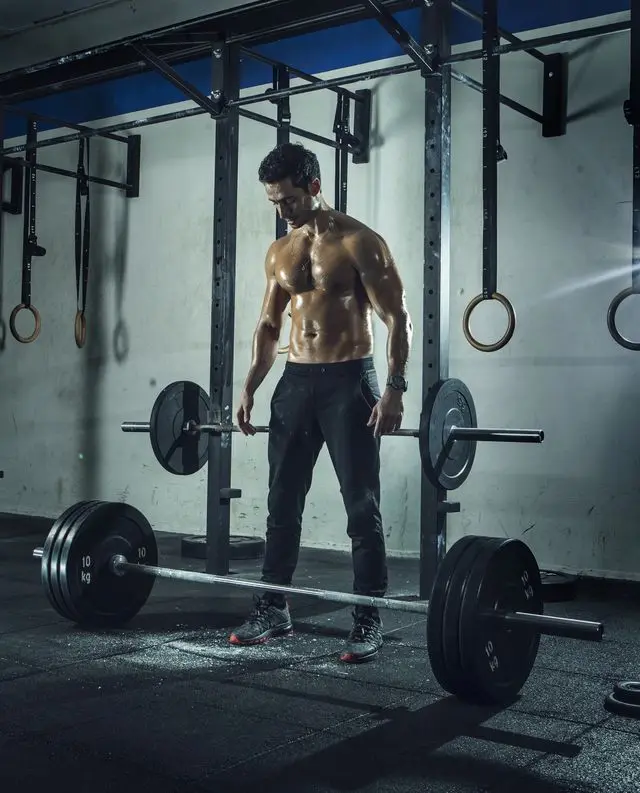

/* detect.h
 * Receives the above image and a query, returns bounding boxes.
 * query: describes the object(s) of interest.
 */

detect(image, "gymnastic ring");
[462,292,516,353]
[9,303,41,344]
[607,287,640,351]
[75,310,87,349]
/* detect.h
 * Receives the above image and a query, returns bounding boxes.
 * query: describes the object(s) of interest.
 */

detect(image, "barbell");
[33,499,604,706]
[120,378,544,489]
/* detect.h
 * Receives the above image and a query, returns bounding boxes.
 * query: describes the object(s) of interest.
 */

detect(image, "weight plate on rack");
[150,380,211,476]
[458,536,543,704]
[419,378,477,491]
[57,501,158,626]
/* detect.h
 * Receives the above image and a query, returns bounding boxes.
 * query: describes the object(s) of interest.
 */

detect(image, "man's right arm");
[241,243,290,398]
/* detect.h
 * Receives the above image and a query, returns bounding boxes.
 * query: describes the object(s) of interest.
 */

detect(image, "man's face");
[264,177,321,229]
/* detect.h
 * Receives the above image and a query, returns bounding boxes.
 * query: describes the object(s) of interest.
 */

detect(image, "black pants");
[261,356,388,600]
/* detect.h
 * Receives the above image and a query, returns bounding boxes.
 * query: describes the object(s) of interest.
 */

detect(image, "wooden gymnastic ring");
[75,310,87,348]
[462,292,516,353]
[9,303,41,344]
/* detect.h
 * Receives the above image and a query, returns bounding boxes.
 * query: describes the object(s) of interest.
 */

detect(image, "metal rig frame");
[0,0,633,593]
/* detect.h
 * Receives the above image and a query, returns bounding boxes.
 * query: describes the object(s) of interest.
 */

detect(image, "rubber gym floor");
[1,512,639,793]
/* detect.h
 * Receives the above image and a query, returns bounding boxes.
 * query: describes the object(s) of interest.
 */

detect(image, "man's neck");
[303,201,333,236]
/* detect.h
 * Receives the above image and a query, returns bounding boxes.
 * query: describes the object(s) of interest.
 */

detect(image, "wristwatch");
[387,374,408,392]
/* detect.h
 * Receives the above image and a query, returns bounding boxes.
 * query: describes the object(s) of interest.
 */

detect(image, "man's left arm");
[349,230,413,435]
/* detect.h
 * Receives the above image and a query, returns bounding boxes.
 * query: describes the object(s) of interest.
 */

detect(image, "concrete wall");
[1,11,638,581]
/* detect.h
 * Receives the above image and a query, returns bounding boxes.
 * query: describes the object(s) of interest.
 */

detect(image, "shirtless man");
[229,143,413,662]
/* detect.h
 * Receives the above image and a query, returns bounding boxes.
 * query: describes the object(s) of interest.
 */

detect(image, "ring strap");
[10,117,46,344]
[74,138,91,348]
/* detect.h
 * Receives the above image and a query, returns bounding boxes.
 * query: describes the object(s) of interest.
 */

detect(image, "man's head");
[258,143,322,229]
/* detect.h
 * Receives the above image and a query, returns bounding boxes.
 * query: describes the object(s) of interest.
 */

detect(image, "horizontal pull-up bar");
[3,105,128,146]
[1,53,543,159]
[239,47,362,104]
[443,17,630,65]
[0,154,133,192]
[451,70,543,125]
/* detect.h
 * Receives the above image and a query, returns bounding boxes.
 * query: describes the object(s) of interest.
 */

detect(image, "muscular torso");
[274,213,374,363]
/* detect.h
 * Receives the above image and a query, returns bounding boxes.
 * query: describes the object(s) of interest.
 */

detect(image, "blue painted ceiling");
[3,0,630,139]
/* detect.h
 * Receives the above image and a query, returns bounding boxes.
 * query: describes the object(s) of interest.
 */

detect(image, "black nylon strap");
[75,138,91,316]
[20,119,37,306]
[10,116,45,343]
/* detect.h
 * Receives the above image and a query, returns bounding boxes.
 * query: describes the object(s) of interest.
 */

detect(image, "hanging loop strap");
[74,137,91,348]
[10,117,46,344]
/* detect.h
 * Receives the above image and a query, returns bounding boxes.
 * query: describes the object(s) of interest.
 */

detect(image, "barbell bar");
[121,378,544,486]
[121,420,543,444]
[33,499,604,706]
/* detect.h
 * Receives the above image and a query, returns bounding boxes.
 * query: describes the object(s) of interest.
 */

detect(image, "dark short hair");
[258,143,321,190]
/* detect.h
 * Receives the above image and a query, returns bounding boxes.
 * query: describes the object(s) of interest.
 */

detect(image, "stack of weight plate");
[604,681,640,719]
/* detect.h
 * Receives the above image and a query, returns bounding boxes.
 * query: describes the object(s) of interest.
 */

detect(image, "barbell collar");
[122,422,151,432]
[111,555,430,614]
[33,547,43,558]
[448,427,544,443]
[485,610,603,642]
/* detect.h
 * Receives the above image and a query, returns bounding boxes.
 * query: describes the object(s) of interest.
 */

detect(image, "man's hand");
[237,391,257,436]
[367,388,404,437]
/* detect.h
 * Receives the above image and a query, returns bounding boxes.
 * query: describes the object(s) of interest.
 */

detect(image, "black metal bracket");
[2,158,23,214]
[365,0,435,74]
[125,135,142,198]
[542,53,568,138]
[130,42,227,116]
[352,89,372,164]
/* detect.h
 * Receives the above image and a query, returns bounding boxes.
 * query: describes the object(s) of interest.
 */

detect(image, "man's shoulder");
[265,234,292,264]
[338,216,387,257]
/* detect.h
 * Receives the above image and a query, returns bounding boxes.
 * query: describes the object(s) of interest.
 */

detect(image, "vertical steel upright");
[630,0,640,308]
[419,0,453,598]
[274,65,291,240]
[0,106,4,351]
[206,43,241,575]
[334,93,350,213]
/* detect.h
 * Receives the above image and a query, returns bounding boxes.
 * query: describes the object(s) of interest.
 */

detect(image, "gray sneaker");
[340,609,383,663]
[229,595,293,645]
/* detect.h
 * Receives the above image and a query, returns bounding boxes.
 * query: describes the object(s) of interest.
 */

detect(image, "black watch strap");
[387,374,408,392]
